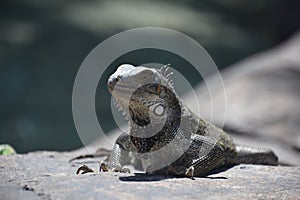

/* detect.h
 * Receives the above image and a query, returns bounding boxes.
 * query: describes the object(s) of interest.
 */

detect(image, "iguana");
[75,64,278,178]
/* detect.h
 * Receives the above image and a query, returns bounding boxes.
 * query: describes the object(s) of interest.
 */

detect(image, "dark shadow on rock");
[204,176,228,180]
[119,172,228,182]
[69,160,100,165]
[206,165,235,177]
[119,173,166,182]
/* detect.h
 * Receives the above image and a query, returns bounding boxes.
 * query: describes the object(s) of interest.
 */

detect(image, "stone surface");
[0,152,299,199]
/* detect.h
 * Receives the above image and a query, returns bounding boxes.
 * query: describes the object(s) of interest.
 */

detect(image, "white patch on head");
[111,64,135,79]
[110,64,163,86]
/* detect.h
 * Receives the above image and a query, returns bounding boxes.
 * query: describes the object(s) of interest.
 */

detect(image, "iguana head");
[108,64,181,129]
[108,64,174,94]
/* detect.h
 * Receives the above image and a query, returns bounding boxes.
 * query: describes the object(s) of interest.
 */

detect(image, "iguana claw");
[100,162,130,173]
[76,165,94,174]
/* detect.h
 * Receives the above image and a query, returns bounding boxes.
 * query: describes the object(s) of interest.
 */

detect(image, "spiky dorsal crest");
[159,64,174,87]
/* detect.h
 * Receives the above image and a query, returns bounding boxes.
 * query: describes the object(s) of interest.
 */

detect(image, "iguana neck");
[128,84,182,153]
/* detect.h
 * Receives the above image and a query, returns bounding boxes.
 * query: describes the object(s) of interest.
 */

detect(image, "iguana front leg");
[71,133,135,174]
[100,143,130,172]
[100,133,136,173]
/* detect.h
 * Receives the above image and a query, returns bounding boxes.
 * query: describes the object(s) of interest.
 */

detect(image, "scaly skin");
[101,64,278,177]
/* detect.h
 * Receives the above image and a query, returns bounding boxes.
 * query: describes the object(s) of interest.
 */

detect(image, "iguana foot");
[99,162,130,173]
[185,166,195,179]
[76,164,95,174]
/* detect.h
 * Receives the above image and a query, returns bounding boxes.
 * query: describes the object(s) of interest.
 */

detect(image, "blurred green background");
[0,0,299,153]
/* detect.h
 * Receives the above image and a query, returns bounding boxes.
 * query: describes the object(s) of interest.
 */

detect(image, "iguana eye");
[153,104,164,116]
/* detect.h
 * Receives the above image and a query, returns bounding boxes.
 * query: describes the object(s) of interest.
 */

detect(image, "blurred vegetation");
[0,0,299,152]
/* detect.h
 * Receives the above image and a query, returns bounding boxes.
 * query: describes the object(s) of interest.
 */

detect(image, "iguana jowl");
[101,64,278,177]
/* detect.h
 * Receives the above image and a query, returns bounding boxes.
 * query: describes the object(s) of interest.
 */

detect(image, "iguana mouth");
[108,80,135,95]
